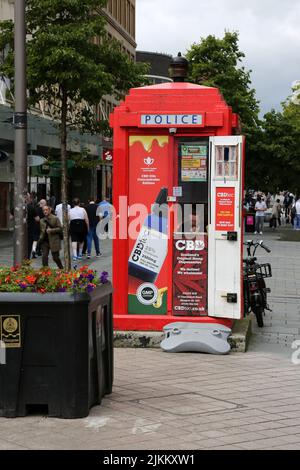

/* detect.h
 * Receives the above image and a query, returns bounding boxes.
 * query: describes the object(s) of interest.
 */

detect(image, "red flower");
[26,275,36,284]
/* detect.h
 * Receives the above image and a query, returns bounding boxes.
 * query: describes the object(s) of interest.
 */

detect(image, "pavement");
[1,224,300,450]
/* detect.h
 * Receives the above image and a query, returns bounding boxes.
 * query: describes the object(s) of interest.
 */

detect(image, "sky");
[136,0,300,116]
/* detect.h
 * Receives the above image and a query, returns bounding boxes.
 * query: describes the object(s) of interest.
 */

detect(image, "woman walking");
[69,198,89,261]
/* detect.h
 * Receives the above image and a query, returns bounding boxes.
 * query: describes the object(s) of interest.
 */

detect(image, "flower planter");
[0,283,113,418]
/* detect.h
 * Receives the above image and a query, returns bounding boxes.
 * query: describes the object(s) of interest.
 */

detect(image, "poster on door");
[127,136,169,315]
[173,233,208,316]
[180,144,207,182]
[215,187,235,231]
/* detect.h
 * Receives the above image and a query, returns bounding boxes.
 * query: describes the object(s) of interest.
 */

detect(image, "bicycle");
[243,240,272,327]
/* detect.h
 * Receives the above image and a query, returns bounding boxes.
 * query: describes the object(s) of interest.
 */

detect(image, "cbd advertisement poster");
[173,234,208,316]
[215,187,235,231]
[128,136,169,315]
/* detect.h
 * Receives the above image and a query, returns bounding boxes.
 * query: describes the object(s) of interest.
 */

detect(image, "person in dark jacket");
[85,198,101,258]
[39,206,63,269]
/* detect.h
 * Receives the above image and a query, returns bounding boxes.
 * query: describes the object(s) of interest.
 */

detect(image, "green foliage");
[0,0,147,133]
[186,32,262,189]
[186,32,260,130]
[256,109,300,193]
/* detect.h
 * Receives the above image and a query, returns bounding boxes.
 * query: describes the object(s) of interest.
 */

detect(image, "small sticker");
[137,283,158,305]
[0,315,21,348]
[173,186,182,197]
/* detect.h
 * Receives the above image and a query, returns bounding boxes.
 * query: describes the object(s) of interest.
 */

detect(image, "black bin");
[0,283,113,418]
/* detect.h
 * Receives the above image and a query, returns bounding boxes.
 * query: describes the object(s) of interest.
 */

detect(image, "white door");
[208,136,243,319]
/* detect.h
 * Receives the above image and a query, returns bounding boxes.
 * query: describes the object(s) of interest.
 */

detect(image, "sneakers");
[86,254,91,259]
[254,231,257,234]
[72,256,77,261]
[96,253,102,257]
[31,251,37,259]
[77,255,83,260]
[259,231,263,235]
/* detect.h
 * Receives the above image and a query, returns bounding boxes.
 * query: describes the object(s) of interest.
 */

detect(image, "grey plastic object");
[160,322,232,355]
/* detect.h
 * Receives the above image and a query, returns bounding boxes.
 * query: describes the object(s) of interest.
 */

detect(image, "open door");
[208,136,243,320]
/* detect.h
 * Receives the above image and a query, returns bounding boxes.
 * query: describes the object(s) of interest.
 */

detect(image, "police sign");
[141,114,203,126]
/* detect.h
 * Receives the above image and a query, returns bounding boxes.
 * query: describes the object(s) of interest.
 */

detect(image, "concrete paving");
[0,224,300,450]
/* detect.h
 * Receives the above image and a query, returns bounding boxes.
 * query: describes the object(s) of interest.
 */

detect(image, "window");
[215,146,238,179]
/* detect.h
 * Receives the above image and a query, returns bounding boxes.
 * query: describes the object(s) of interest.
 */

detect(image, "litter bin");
[244,212,255,233]
[0,283,113,418]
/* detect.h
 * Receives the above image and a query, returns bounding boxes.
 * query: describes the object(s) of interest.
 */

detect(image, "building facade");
[0,0,137,229]
[136,51,173,85]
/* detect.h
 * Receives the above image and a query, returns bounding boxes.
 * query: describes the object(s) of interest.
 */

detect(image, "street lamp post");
[13,0,28,264]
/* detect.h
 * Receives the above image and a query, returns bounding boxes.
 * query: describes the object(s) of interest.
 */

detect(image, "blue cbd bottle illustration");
[128,188,168,283]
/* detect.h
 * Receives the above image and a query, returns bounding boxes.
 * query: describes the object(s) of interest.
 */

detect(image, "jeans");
[255,216,264,233]
[294,214,300,230]
[87,226,100,255]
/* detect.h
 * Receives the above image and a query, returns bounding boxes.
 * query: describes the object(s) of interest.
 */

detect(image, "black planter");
[0,283,113,418]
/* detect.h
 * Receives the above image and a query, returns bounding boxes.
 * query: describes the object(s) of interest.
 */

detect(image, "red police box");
[110,81,245,331]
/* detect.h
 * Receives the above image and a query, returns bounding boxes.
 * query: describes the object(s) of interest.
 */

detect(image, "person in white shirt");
[293,197,300,230]
[55,202,71,225]
[69,198,89,261]
[254,196,267,234]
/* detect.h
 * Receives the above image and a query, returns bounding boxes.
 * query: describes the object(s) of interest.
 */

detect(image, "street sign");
[103,149,113,162]
[27,155,46,167]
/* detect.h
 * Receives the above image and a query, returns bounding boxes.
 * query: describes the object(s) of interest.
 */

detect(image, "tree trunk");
[60,86,71,270]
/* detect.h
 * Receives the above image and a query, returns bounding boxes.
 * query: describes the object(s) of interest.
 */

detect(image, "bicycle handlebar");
[243,239,271,255]
[259,241,271,253]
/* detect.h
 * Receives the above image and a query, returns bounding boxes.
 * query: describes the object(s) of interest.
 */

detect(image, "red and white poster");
[172,234,208,316]
[128,136,170,315]
[215,187,235,231]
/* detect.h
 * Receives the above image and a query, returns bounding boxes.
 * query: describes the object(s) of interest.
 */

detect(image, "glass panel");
[215,145,238,179]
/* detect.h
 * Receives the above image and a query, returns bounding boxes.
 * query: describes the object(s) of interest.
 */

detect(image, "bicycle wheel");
[252,306,264,327]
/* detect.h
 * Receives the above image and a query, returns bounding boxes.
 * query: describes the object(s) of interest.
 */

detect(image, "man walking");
[39,205,63,269]
[254,195,267,235]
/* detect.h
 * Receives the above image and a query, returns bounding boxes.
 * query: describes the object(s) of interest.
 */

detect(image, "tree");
[186,32,260,129]
[0,0,147,269]
[186,31,261,188]
[257,108,300,194]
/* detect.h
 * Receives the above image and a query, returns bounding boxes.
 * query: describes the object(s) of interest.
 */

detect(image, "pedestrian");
[31,199,47,258]
[97,196,113,234]
[69,198,89,261]
[293,197,300,230]
[85,198,101,258]
[26,193,40,259]
[269,199,281,230]
[254,195,267,235]
[38,205,63,269]
[55,201,71,225]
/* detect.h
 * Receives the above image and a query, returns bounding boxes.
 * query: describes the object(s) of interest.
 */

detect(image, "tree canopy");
[0,0,147,134]
[0,0,148,268]
[186,31,260,131]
